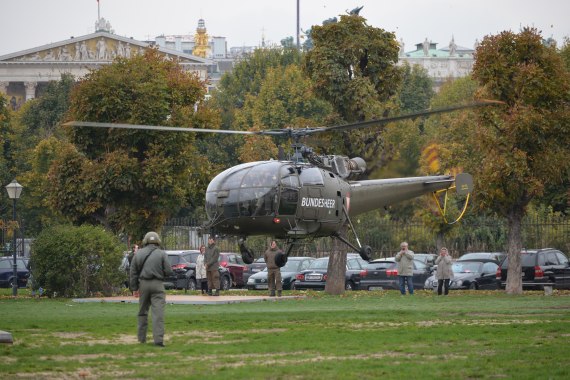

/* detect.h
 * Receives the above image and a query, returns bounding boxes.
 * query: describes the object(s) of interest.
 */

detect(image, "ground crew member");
[129,231,173,347]
[264,240,283,297]
[204,236,220,296]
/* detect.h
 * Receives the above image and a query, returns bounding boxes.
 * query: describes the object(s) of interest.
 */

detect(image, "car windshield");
[281,260,302,271]
[452,262,482,273]
[186,252,200,263]
[308,258,329,270]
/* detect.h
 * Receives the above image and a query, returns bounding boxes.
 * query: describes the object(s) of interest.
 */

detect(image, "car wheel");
[345,281,355,291]
[220,275,231,291]
[187,278,196,291]
[469,282,478,290]
[8,277,17,289]
[290,281,296,290]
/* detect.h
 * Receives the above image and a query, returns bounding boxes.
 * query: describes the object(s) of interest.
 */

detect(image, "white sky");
[1,0,569,56]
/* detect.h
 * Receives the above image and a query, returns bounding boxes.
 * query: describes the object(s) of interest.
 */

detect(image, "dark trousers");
[206,269,220,291]
[267,268,282,291]
[199,279,208,293]
[437,279,450,295]
[398,276,414,295]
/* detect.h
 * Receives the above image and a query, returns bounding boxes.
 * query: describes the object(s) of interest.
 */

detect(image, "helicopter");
[66,100,498,267]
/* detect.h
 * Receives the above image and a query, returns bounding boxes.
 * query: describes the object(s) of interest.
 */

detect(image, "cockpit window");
[241,162,280,188]
[299,167,324,186]
[206,161,282,219]
[280,165,300,188]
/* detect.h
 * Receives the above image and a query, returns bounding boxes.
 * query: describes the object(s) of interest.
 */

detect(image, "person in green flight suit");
[129,231,174,347]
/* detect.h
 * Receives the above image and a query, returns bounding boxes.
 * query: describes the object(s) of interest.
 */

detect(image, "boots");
[277,290,282,297]
[206,290,213,296]
[269,290,276,297]
[213,289,220,296]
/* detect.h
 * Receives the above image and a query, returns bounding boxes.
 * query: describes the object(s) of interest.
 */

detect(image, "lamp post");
[5,179,23,296]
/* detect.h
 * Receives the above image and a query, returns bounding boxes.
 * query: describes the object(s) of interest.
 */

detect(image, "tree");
[208,48,303,168]
[470,28,570,294]
[399,62,435,113]
[7,74,77,235]
[234,65,333,162]
[560,37,570,71]
[303,13,404,177]
[303,13,403,294]
[55,49,216,240]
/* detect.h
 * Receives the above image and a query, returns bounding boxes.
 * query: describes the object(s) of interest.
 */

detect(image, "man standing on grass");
[264,240,283,297]
[205,236,220,296]
[395,242,415,295]
[129,231,173,347]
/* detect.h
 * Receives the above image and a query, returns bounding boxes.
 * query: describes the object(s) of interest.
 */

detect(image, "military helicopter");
[66,100,498,266]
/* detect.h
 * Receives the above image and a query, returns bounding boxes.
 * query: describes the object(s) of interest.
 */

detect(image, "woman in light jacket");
[435,247,453,295]
[196,245,208,294]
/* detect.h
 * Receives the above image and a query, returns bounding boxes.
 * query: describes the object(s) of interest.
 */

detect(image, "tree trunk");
[505,207,524,295]
[436,231,444,253]
[325,227,348,295]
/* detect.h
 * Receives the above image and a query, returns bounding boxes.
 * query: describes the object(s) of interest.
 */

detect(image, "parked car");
[458,252,506,263]
[496,248,570,290]
[414,253,437,268]
[246,257,314,290]
[359,258,433,290]
[425,259,500,291]
[245,257,267,281]
[0,256,29,288]
[295,256,367,291]
[164,250,231,291]
[218,252,249,287]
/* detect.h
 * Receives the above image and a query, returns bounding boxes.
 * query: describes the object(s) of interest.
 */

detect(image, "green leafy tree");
[399,62,435,113]
[303,13,404,178]
[469,28,570,294]
[560,37,570,71]
[207,48,303,168]
[8,75,77,234]
[303,13,403,294]
[234,65,333,162]
[54,49,215,240]
[31,224,124,297]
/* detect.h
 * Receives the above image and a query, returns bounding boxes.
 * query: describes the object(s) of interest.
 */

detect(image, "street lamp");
[5,179,23,297]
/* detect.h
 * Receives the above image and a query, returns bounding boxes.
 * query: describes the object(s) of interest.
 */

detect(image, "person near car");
[264,240,283,297]
[204,236,220,296]
[196,245,208,295]
[129,231,173,347]
[435,247,453,295]
[395,242,415,295]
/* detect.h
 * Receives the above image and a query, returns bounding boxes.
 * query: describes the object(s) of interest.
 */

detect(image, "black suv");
[496,248,570,290]
[164,250,231,291]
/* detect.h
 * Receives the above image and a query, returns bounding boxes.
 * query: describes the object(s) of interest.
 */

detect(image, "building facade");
[399,36,476,91]
[0,18,213,109]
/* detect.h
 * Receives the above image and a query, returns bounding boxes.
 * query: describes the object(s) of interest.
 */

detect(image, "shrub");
[31,225,124,297]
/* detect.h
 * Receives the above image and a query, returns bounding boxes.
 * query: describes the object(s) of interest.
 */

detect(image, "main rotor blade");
[64,121,287,136]
[306,100,503,135]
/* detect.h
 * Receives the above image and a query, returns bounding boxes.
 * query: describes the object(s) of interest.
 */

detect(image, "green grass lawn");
[1,289,569,379]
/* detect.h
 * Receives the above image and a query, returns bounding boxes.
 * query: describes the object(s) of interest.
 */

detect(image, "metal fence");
[4,216,568,260]
[161,216,570,259]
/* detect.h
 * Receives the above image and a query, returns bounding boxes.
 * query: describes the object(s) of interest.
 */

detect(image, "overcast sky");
[1,0,569,56]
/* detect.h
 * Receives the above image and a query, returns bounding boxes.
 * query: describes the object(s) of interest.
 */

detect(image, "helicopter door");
[278,165,299,215]
[298,168,326,220]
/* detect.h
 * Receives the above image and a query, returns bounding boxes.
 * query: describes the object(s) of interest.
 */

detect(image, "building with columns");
[0,18,214,110]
